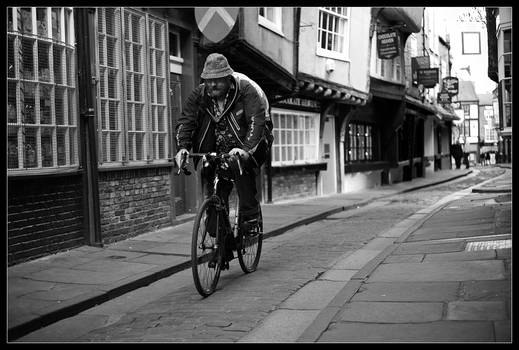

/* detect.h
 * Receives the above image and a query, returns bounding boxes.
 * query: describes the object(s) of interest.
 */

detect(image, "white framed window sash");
[316,7,350,61]
[8,7,79,174]
[94,7,169,167]
[271,108,320,166]
[258,7,283,36]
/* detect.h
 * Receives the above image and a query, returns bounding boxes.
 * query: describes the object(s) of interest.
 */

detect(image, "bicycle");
[177,152,263,297]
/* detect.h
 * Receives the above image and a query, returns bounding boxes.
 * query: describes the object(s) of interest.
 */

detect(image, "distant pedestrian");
[485,152,491,166]
[450,142,463,169]
[479,152,485,166]
[463,152,470,169]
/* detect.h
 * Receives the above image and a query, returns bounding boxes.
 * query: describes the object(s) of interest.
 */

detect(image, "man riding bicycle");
[175,53,270,236]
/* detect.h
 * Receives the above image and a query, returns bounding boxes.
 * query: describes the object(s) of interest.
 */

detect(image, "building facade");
[7,6,462,265]
[495,7,512,163]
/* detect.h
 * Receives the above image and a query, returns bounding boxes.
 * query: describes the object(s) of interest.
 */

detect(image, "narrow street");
[17,167,508,342]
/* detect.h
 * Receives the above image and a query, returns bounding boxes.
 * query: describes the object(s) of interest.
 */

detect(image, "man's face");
[205,77,230,98]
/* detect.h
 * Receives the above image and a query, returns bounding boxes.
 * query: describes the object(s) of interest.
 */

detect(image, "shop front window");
[7,7,78,173]
[271,108,320,166]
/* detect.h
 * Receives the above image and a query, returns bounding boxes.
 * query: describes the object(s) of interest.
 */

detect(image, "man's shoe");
[241,218,261,236]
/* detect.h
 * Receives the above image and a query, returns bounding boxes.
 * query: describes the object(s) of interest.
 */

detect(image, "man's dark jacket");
[175,73,267,166]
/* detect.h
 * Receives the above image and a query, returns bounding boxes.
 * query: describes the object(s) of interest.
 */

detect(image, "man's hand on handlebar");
[175,148,190,175]
[229,148,249,160]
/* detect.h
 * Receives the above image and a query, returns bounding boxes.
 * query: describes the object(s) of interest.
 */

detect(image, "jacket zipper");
[229,113,241,131]
[196,120,212,153]
[227,116,244,147]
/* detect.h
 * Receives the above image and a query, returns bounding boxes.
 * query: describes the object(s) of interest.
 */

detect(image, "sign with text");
[442,76,459,96]
[438,89,452,104]
[377,30,400,59]
[417,68,439,88]
[411,56,430,84]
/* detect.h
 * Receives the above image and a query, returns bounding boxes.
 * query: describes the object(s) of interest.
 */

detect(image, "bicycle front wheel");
[192,198,221,297]
[237,209,263,273]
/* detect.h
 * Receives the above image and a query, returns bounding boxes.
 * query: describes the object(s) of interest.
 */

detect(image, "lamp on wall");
[325,58,335,73]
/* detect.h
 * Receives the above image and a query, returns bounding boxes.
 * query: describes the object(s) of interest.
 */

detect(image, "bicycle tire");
[237,208,263,273]
[191,198,221,297]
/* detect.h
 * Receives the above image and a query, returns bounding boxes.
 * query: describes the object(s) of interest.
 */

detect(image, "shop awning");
[404,95,436,115]
[296,72,370,106]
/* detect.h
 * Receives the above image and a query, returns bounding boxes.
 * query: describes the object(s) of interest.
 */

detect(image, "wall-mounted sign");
[195,7,239,43]
[411,56,430,84]
[437,89,452,104]
[377,30,400,59]
[417,68,439,88]
[442,76,459,96]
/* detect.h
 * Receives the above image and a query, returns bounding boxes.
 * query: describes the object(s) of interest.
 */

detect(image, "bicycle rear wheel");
[237,209,263,273]
[192,198,221,297]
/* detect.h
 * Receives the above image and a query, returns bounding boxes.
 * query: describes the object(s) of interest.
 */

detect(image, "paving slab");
[332,249,382,269]
[447,301,508,321]
[279,280,348,310]
[423,250,496,262]
[318,321,496,342]
[238,309,320,343]
[367,260,506,282]
[461,280,511,301]
[393,241,466,255]
[351,281,460,302]
[337,301,443,323]
[318,269,357,282]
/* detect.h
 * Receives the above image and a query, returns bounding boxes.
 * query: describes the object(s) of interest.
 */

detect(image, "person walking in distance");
[175,53,272,236]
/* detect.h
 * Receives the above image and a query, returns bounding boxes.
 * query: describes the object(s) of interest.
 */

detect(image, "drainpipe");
[75,8,103,246]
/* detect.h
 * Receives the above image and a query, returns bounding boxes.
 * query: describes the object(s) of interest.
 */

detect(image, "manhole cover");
[465,239,511,251]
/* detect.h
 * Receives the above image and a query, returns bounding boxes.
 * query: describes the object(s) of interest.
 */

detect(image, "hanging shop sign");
[417,68,439,88]
[377,30,400,59]
[411,56,430,84]
[437,89,452,104]
[442,76,459,96]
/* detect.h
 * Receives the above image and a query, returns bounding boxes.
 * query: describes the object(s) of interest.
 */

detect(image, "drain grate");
[465,239,511,251]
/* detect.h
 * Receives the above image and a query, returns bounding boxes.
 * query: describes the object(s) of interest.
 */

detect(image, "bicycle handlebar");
[176,152,244,176]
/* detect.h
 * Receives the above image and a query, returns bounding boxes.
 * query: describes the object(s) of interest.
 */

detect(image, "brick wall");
[8,174,85,266]
[270,167,317,202]
[98,166,173,243]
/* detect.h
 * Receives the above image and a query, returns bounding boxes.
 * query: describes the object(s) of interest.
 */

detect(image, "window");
[503,30,511,78]
[501,79,512,128]
[346,122,374,162]
[271,108,320,166]
[484,126,497,142]
[258,7,283,35]
[8,7,78,172]
[371,34,401,82]
[462,104,470,116]
[169,30,183,74]
[462,32,481,55]
[96,8,169,165]
[317,7,349,60]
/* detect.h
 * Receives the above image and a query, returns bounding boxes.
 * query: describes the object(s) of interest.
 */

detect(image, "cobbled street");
[18,167,507,342]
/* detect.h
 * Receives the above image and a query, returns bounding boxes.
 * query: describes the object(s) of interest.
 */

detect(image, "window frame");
[271,108,320,166]
[461,31,481,55]
[345,121,375,163]
[258,7,283,36]
[94,7,170,168]
[316,7,350,61]
[8,7,79,175]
